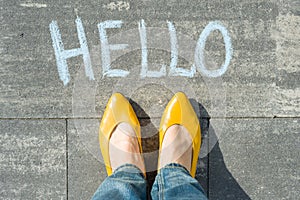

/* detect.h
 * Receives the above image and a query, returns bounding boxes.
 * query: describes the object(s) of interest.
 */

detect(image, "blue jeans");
[92,163,208,200]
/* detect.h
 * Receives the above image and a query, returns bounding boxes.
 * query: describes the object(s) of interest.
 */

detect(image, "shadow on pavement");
[130,98,250,199]
[190,99,251,200]
[129,98,158,197]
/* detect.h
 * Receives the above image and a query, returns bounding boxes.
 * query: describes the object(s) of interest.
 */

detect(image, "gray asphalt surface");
[0,0,299,199]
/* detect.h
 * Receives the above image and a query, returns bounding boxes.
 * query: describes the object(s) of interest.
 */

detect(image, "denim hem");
[113,163,146,179]
[161,163,191,175]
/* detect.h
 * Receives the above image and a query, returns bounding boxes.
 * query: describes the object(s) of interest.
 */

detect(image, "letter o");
[195,21,233,77]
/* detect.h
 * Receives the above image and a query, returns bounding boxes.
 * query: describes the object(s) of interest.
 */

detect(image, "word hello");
[49,17,233,85]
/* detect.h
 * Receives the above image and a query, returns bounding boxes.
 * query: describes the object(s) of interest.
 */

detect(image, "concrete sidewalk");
[1,0,299,199]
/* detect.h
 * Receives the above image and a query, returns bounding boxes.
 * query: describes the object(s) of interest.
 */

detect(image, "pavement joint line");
[207,119,210,198]
[0,116,299,120]
[66,119,69,200]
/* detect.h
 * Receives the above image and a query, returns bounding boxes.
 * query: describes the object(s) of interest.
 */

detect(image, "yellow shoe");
[99,93,144,176]
[158,92,201,177]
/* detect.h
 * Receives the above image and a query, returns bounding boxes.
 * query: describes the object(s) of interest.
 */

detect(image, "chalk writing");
[49,17,233,85]
[195,21,233,78]
[49,17,94,85]
[98,20,130,77]
[139,19,167,78]
[168,21,196,77]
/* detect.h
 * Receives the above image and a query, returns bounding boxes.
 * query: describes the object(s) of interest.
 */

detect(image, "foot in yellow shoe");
[99,93,145,177]
[159,124,192,171]
[158,92,201,177]
[109,122,145,173]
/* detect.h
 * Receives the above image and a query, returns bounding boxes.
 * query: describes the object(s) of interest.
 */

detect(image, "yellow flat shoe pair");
[99,92,201,178]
